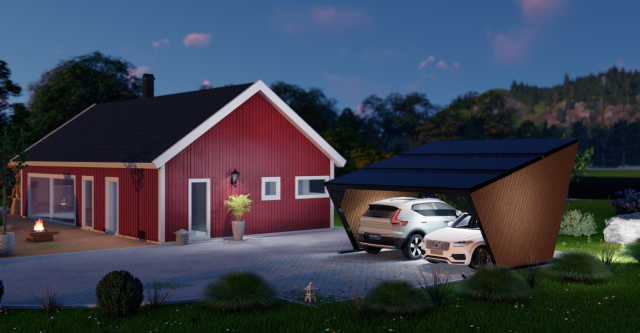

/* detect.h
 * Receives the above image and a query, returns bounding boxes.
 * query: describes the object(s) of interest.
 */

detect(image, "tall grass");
[456,265,532,302]
[364,280,431,315]
[416,264,454,306]
[37,281,61,313]
[544,250,613,283]
[201,271,278,311]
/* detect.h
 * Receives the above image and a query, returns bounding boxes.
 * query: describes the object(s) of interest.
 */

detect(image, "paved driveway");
[0,228,477,307]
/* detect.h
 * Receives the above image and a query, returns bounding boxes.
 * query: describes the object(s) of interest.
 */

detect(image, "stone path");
[0,228,477,308]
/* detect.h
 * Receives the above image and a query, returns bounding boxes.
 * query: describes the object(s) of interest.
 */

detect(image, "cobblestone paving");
[0,228,478,307]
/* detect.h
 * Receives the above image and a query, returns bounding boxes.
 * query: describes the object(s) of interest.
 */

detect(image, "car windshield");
[451,214,475,228]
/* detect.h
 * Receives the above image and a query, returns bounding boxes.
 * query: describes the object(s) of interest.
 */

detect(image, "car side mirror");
[447,221,454,227]
[455,210,462,217]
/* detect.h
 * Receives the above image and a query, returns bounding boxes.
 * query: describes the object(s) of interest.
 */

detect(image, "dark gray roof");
[326,138,577,191]
[27,83,253,163]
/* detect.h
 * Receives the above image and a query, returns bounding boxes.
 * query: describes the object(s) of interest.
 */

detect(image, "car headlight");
[452,241,473,247]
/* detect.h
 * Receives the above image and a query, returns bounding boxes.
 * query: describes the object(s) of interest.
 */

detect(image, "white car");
[420,213,491,269]
[357,197,461,260]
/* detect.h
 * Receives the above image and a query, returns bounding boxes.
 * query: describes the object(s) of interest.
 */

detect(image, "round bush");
[457,265,532,302]
[96,270,144,317]
[559,210,597,237]
[201,271,278,311]
[364,280,431,315]
[622,238,640,263]
[544,250,613,283]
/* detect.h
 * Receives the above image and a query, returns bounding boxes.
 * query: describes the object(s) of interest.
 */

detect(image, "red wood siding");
[164,93,331,242]
[21,166,159,242]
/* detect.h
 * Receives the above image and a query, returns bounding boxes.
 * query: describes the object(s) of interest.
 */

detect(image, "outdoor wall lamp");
[231,169,239,188]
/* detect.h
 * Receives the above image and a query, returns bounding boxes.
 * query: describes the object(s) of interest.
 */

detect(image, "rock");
[603,212,640,244]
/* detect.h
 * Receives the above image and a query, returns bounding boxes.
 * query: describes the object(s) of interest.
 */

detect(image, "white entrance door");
[189,179,210,238]
[105,178,119,234]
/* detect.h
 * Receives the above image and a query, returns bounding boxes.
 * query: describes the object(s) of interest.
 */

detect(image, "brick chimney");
[142,74,155,98]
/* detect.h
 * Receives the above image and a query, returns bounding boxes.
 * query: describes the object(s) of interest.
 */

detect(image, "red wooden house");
[20,76,346,243]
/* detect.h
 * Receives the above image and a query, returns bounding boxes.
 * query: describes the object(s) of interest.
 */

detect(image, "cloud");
[490,28,534,63]
[203,79,210,86]
[453,62,461,69]
[183,33,211,48]
[127,66,150,78]
[152,38,169,50]
[353,103,373,117]
[520,0,562,21]
[418,55,435,70]
[436,60,447,69]
[272,5,367,34]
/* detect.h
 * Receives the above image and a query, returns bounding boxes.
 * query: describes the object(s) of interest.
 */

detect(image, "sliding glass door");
[28,174,76,224]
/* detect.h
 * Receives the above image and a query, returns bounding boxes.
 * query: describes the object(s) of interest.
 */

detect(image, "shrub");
[0,279,3,303]
[609,188,640,215]
[144,283,170,308]
[558,209,597,237]
[621,237,640,263]
[96,270,144,317]
[364,280,431,315]
[201,271,278,311]
[37,281,60,313]
[519,253,543,289]
[599,239,622,271]
[417,265,454,306]
[346,289,366,320]
[457,266,531,302]
[544,250,613,283]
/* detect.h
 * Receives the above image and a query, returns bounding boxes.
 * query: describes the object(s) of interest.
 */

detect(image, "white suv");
[357,197,461,260]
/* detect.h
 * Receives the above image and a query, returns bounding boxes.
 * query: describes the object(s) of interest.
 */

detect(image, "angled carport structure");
[325,138,578,268]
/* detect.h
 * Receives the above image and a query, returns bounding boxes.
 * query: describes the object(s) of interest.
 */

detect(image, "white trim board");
[21,161,158,169]
[153,80,346,168]
[188,178,211,238]
[295,175,330,199]
[261,177,281,201]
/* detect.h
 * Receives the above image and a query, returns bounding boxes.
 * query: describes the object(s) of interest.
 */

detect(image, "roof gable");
[25,81,346,168]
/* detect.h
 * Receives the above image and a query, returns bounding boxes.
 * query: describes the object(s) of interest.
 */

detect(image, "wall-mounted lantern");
[231,169,239,188]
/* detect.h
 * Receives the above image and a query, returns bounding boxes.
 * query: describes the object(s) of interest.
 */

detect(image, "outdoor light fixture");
[231,169,239,188]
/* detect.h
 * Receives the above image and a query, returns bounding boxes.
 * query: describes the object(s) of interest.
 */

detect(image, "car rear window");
[412,203,438,216]
[434,202,457,217]
[363,205,399,218]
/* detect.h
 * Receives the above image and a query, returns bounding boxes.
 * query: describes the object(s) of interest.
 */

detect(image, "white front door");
[189,179,210,238]
[105,178,119,234]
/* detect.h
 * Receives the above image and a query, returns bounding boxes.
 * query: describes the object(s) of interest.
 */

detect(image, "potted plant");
[223,194,253,241]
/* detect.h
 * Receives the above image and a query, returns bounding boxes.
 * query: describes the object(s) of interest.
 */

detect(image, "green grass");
[557,199,618,253]
[583,170,640,178]
[2,264,640,332]
[333,208,343,227]
[16,243,64,251]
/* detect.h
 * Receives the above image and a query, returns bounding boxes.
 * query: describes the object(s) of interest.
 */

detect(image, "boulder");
[603,212,640,244]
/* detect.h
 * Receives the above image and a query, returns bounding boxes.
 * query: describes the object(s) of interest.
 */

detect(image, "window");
[434,202,457,217]
[28,173,76,224]
[261,177,281,201]
[295,176,329,199]
[412,203,438,217]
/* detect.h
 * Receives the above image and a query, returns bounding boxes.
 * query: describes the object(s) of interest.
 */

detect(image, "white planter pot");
[232,220,245,241]
[0,232,15,256]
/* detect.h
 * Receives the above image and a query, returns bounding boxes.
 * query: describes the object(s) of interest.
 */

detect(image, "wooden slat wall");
[341,190,418,246]
[164,94,331,242]
[470,143,577,268]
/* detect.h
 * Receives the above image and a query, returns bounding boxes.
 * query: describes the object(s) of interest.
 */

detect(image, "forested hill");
[506,66,640,128]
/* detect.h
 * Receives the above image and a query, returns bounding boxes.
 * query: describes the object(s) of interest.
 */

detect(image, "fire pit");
[20,219,59,243]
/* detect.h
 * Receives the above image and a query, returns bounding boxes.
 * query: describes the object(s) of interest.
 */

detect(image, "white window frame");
[261,177,281,201]
[105,177,119,235]
[81,176,94,229]
[188,178,211,237]
[295,175,330,199]
[27,173,76,225]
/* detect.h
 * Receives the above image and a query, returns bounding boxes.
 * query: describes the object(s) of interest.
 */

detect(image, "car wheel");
[468,246,490,269]
[402,234,424,260]
[363,245,381,254]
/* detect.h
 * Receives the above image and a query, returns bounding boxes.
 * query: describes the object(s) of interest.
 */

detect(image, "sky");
[2,0,639,113]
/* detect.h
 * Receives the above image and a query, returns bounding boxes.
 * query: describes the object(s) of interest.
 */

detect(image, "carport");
[325,138,578,268]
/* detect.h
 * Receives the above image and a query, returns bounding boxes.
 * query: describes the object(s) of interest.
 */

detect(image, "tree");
[350,148,396,169]
[361,92,436,151]
[0,60,22,114]
[1,114,29,235]
[27,51,142,144]
[562,132,594,210]
[270,82,338,134]
[322,108,374,176]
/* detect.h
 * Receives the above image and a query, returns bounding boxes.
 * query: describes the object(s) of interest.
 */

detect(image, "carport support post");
[468,196,497,266]
[335,207,363,254]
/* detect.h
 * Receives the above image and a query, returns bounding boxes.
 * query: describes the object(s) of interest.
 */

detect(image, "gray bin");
[174,229,190,245]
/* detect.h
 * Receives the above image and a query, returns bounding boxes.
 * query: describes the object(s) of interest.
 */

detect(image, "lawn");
[2,200,638,332]
[583,169,640,178]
